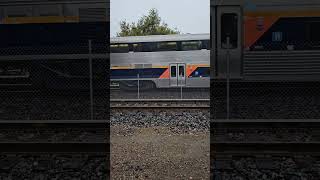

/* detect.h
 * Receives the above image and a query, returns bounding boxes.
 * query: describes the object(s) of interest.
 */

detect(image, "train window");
[128,44,134,52]
[310,22,320,42]
[79,8,107,22]
[171,66,176,77]
[181,41,202,51]
[201,40,210,50]
[40,13,59,16]
[36,5,62,16]
[203,68,210,77]
[179,66,185,77]
[133,43,142,52]
[141,43,156,52]
[110,44,129,53]
[272,32,283,42]
[6,6,31,17]
[221,13,238,49]
[134,64,143,69]
[190,67,210,77]
[133,43,156,52]
[143,64,152,68]
[157,42,177,51]
[7,13,27,17]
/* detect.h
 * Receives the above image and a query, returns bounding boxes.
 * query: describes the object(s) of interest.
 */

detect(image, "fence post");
[226,37,230,120]
[137,73,140,99]
[89,40,94,120]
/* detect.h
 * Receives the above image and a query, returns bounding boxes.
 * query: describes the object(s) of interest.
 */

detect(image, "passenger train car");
[0,0,109,89]
[211,0,320,83]
[110,34,210,90]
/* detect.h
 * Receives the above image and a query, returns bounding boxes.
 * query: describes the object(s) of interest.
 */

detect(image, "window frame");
[178,65,185,77]
[221,13,238,49]
[170,66,177,78]
[181,41,202,51]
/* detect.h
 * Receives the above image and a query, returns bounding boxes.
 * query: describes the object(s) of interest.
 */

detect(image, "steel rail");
[110,99,210,102]
[0,120,108,124]
[0,142,108,153]
[111,105,210,109]
[0,120,108,153]
[111,99,210,109]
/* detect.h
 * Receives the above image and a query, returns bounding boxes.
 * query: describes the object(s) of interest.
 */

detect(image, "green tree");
[117,8,180,37]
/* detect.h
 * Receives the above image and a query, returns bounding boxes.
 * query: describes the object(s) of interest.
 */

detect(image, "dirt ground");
[111,126,210,180]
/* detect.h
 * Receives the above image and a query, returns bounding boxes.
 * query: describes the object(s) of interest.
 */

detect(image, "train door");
[170,63,186,87]
[216,6,242,79]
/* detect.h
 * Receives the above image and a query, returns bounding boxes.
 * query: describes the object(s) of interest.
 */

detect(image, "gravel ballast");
[111,109,210,179]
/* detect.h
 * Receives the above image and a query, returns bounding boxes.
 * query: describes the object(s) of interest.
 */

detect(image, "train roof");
[111,50,210,65]
[111,33,210,44]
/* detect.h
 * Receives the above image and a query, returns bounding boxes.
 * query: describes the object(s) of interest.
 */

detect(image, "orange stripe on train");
[244,10,320,49]
[244,16,279,49]
[159,68,170,79]
[159,65,208,79]
[186,65,199,77]
[245,10,320,17]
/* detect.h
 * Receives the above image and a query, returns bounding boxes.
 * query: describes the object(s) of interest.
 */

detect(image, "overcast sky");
[110,0,210,37]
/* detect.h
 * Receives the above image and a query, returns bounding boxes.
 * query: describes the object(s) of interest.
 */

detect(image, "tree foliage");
[117,8,180,37]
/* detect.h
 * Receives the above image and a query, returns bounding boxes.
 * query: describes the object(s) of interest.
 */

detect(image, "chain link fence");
[0,40,109,120]
[110,74,210,100]
[211,40,320,120]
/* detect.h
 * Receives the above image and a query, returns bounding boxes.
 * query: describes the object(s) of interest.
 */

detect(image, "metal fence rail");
[0,54,108,61]
[0,40,109,120]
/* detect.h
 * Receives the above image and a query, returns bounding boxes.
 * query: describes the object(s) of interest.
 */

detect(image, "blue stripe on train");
[111,68,167,79]
[189,67,210,77]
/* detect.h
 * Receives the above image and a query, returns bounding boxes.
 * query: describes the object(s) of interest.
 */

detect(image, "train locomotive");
[0,0,109,90]
[110,34,210,90]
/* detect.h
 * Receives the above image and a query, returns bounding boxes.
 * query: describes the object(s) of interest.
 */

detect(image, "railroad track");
[0,88,108,96]
[211,83,320,178]
[212,152,320,179]
[111,99,210,109]
[0,120,108,153]
[0,153,108,179]
[211,119,320,179]
[0,120,109,179]
[212,119,320,146]
[0,89,40,95]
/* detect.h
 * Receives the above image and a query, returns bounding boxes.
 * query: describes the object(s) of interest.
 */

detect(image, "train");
[211,0,320,84]
[0,0,109,90]
[110,34,210,90]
